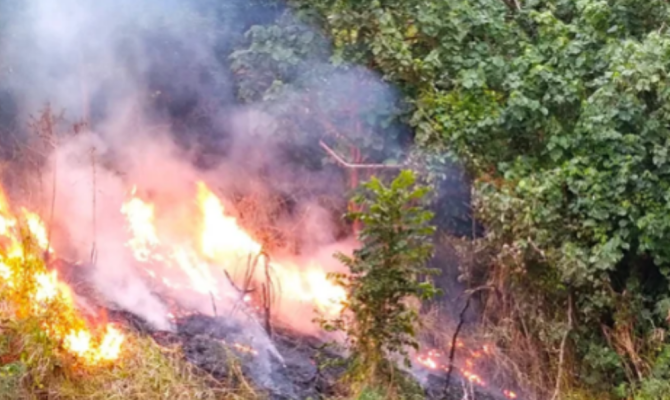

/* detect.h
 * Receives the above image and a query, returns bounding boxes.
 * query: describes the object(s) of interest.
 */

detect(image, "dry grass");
[0,317,260,400]
[0,236,261,400]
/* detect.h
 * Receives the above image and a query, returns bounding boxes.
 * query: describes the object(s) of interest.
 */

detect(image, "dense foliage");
[235,0,670,398]
[320,170,438,396]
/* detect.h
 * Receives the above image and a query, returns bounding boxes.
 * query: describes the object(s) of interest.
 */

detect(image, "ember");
[415,343,519,399]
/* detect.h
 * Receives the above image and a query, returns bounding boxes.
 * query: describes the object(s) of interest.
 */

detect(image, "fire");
[98,326,124,361]
[62,325,124,364]
[196,182,261,258]
[121,187,161,262]
[121,181,346,322]
[34,270,61,303]
[415,343,519,399]
[0,186,124,365]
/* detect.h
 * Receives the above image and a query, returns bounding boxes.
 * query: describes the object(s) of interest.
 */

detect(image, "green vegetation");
[319,170,438,398]
[253,0,670,398]
[231,0,670,398]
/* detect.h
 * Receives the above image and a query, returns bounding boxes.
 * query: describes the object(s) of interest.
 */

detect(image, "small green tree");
[321,169,439,389]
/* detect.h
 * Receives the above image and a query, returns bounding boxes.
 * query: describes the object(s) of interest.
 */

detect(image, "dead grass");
[0,235,261,400]
[0,317,260,400]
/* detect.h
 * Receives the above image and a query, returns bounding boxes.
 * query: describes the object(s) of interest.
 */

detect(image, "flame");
[34,270,61,303]
[120,188,160,262]
[196,182,261,258]
[415,343,519,398]
[0,186,124,365]
[64,329,92,358]
[98,326,124,361]
[121,181,346,321]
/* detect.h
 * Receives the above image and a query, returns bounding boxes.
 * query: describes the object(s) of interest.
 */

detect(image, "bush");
[320,170,439,396]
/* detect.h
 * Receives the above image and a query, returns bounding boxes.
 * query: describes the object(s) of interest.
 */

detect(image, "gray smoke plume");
[0,0,403,338]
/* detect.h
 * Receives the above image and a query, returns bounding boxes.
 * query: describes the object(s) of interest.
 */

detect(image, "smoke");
[0,0,405,340]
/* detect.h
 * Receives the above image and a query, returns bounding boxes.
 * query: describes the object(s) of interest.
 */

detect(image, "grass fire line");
[0,178,514,398]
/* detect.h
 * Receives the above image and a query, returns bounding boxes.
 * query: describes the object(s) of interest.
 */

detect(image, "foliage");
[274,0,670,398]
[229,8,410,176]
[320,170,439,391]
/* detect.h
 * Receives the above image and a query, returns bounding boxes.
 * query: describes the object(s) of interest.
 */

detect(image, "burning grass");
[0,195,257,400]
[0,319,256,400]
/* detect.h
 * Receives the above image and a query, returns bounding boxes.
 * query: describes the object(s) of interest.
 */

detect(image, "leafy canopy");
[283,0,670,397]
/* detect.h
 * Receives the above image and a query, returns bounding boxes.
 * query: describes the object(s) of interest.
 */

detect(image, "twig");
[444,296,472,392]
[501,0,521,12]
[263,254,273,336]
[90,145,97,266]
[39,106,58,263]
[224,268,256,317]
[318,140,403,170]
[209,291,218,317]
[224,269,256,299]
[444,286,496,396]
[551,294,573,400]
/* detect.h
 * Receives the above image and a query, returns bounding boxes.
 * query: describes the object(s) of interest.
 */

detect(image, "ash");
[60,260,509,400]
[114,310,343,399]
[145,313,506,399]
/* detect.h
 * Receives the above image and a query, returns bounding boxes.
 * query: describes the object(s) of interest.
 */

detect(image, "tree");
[286,0,670,397]
[320,170,439,391]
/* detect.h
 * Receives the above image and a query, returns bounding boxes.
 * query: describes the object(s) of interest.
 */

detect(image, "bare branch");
[209,291,217,317]
[444,286,497,394]
[551,294,573,400]
[319,140,403,170]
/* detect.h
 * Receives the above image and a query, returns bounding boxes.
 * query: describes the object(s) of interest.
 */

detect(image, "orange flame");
[121,181,346,321]
[0,186,124,365]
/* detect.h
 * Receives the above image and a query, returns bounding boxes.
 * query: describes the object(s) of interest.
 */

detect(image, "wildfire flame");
[415,343,518,399]
[121,181,346,321]
[0,186,124,365]
[0,177,516,392]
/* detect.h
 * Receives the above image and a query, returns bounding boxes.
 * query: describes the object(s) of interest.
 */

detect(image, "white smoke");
[0,0,367,336]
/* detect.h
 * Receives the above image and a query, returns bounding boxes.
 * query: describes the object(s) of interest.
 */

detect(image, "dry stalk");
[209,291,217,317]
[318,140,403,170]
[27,105,63,262]
[444,286,496,395]
[90,144,98,266]
[550,294,573,400]
[262,254,273,336]
[224,269,255,317]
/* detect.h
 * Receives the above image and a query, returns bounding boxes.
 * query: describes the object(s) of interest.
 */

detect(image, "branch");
[209,291,217,317]
[224,269,256,299]
[551,294,573,400]
[319,140,404,170]
[501,0,521,12]
[444,286,496,395]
